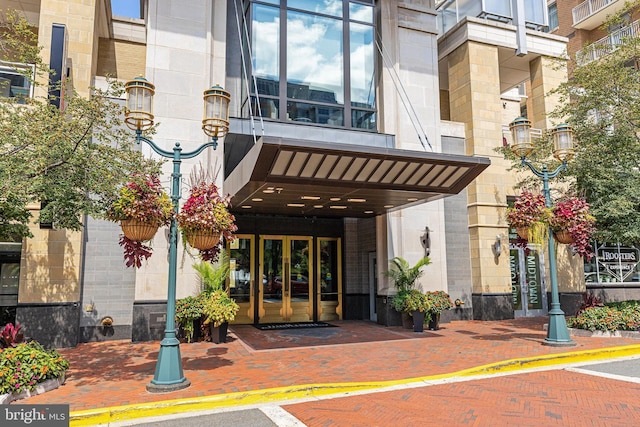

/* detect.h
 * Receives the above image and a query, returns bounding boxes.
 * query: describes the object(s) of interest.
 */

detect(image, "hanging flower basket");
[120,219,159,242]
[515,222,547,246]
[554,229,574,244]
[186,231,221,250]
[516,227,529,240]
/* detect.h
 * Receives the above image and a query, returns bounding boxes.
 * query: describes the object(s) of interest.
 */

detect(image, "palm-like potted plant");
[385,256,431,332]
[193,256,239,343]
[506,191,551,248]
[105,174,173,267]
[548,196,596,259]
[177,181,237,262]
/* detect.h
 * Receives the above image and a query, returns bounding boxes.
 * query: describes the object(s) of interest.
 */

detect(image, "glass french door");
[259,236,313,323]
[228,235,254,324]
[317,238,342,321]
[510,244,548,317]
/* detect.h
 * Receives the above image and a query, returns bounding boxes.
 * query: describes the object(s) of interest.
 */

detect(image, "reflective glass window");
[249,0,376,129]
[287,10,344,105]
[252,4,280,95]
[350,22,374,109]
[288,0,343,17]
[349,2,373,23]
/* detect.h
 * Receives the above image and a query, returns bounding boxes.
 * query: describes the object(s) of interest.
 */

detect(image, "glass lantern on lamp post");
[124,77,231,391]
[509,117,576,346]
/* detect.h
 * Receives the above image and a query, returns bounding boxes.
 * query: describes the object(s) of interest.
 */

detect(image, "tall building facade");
[1,0,592,347]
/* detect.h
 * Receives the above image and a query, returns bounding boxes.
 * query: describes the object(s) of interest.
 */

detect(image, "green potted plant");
[177,181,238,262]
[105,173,173,268]
[392,289,432,332]
[506,191,551,248]
[385,256,431,332]
[175,295,205,343]
[426,291,453,330]
[548,196,596,259]
[193,256,239,343]
[201,290,240,343]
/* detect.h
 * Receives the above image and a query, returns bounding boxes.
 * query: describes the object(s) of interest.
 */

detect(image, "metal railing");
[576,19,640,65]
[572,0,617,26]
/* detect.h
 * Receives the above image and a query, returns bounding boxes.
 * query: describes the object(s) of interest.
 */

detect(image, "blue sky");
[111,0,140,18]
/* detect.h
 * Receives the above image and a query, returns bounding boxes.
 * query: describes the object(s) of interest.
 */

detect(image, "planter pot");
[411,311,425,333]
[120,219,158,241]
[401,312,413,329]
[209,321,229,344]
[554,230,574,244]
[186,231,221,250]
[428,313,441,331]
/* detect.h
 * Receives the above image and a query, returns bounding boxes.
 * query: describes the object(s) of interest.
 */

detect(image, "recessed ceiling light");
[314,205,323,208]
[330,197,341,201]
[364,210,374,214]
[347,198,366,203]
[330,205,347,209]
[301,196,320,200]
[241,205,252,209]
[287,203,305,207]
[263,189,275,194]
[384,205,394,208]
[252,198,263,202]
[407,198,418,202]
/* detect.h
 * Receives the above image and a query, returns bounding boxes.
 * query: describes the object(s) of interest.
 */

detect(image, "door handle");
[284,259,290,296]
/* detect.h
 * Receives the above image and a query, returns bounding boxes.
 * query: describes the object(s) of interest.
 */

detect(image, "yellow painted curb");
[69,344,640,426]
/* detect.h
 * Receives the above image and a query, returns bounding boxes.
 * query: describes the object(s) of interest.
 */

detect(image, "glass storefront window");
[585,242,640,284]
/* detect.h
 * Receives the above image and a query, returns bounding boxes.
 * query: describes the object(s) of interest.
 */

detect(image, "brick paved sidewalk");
[19,318,640,416]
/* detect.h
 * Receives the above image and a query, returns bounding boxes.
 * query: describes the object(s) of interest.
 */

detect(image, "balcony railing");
[576,19,640,65]
[573,0,618,26]
[437,0,548,35]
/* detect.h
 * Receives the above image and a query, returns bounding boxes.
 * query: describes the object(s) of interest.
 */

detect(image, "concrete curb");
[69,344,640,426]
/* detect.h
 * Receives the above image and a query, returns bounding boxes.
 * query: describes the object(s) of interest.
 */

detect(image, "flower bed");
[0,341,69,398]
[568,300,640,332]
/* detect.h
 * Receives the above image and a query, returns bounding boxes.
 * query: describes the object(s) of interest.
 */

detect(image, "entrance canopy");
[224,136,490,217]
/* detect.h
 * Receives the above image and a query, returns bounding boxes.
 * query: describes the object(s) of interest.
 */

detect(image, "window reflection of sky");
[288,11,343,103]
[289,0,343,17]
[250,0,376,124]
[252,5,279,81]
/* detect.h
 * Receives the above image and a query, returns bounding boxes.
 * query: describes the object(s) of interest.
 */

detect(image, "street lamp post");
[509,118,577,347]
[124,77,231,392]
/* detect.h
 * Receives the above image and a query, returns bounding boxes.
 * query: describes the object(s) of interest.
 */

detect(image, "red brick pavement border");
[19,318,640,416]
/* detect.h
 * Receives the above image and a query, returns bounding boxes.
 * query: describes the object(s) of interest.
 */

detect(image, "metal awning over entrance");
[224,136,490,217]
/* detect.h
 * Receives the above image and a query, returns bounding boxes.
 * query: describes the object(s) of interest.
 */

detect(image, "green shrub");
[0,341,69,394]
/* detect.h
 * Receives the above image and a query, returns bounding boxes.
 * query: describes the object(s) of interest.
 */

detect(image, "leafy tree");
[500,1,640,245]
[0,10,161,240]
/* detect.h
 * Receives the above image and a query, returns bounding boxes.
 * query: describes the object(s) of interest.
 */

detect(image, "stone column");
[447,41,514,320]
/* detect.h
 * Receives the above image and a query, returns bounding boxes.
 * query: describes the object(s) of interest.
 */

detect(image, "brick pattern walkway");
[20,318,640,413]
[284,369,640,426]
